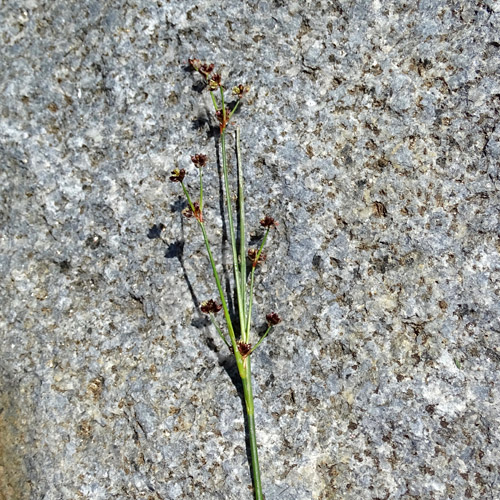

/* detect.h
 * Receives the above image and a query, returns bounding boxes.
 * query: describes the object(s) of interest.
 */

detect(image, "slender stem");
[199,167,204,210]
[180,182,239,353]
[198,222,239,351]
[246,229,270,339]
[180,182,196,214]
[228,99,241,122]
[246,270,255,340]
[241,358,263,500]
[236,127,247,335]
[209,313,231,349]
[221,127,245,337]
[209,90,218,111]
[220,86,226,124]
[250,326,272,354]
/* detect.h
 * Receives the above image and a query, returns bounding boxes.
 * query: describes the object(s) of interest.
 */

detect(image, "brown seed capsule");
[215,109,224,123]
[191,154,208,168]
[232,84,250,99]
[182,206,194,218]
[188,58,201,71]
[200,299,223,314]
[199,63,214,77]
[182,202,203,222]
[170,168,186,183]
[266,312,281,326]
[237,342,252,358]
[248,249,266,268]
[208,73,222,90]
[260,216,278,229]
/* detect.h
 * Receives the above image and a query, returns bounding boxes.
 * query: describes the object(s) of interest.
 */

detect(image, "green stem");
[221,127,245,338]
[245,270,256,340]
[199,222,239,352]
[209,90,218,111]
[241,358,263,500]
[220,86,226,124]
[250,326,272,354]
[181,182,240,355]
[180,182,196,214]
[246,229,270,339]
[199,167,204,210]
[236,127,247,332]
[209,313,231,349]
[228,99,241,122]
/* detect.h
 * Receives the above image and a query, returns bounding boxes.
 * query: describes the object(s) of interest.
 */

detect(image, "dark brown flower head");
[191,154,208,168]
[182,206,193,218]
[215,109,224,123]
[170,168,186,183]
[188,58,202,71]
[248,248,267,268]
[260,216,278,229]
[266,312,282,326]
[208,73,222,90]
[232,84,250,99]
[199,63,214,77]
[188,59,215,79]
[237,341,252,358]
[200,299,222,315]
[182,202,203,222]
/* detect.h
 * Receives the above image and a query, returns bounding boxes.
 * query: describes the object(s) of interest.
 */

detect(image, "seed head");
[215,109,224,123]
[208,73,222,90]
[237,342,252,358]
[170,168,186,183]
[188,58,202,71]
[199,63,214,77]
[191,154,208,168]
[182,202,203,222]
[200,299,223,315]
[188,59,215,80]
[266,312,282,326]
[248,248,266,268]
[260,216,278,229]
[232,84,250,99]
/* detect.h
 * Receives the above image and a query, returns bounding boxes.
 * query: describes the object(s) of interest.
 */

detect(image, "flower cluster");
[182,201,203,222]
[191,154,208,168]
[266,312,282,326]
[188,58,223,90]
[214,109,224,124]
[188,58,251,134]
[170,168,186,183]
[260,216,278,229]
[200,299,222,314]
[232,84,250,99]
[188,58,214,78]
[237,341,252,358]
[208,73,223,91]
[248,248,266,268]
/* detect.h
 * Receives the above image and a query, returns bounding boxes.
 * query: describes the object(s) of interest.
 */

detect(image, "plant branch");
[246,229,270,339]
[209,313,231,349]
[221,125,245,338]
[236,127,247,335]
[250,325,272,354]
[241,358,263,500]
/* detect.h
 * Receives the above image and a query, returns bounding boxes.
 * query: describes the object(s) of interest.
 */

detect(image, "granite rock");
[1,0,499,499]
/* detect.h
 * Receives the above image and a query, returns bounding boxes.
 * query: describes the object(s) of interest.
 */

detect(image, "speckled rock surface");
[1,1,500,499]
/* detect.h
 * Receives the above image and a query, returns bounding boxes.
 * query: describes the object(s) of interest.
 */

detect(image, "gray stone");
[1,0,500,499]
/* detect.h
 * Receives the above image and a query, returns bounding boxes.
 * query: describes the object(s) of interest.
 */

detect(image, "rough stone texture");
[1,0,500,499]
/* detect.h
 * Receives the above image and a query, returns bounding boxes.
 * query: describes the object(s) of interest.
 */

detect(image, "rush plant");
[169,59,281,499]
